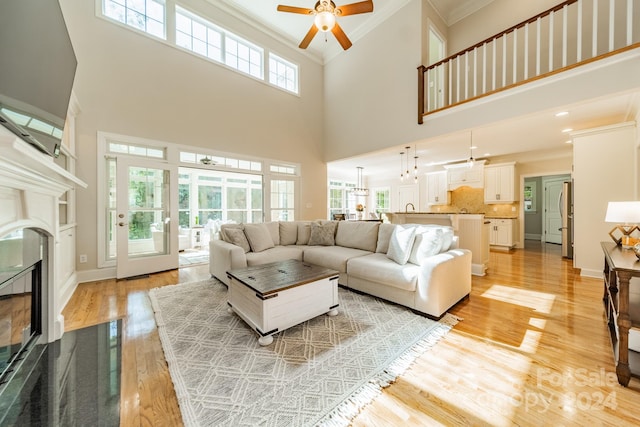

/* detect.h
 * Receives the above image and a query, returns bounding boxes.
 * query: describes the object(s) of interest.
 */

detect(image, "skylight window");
[103,0,166,39]
[269,53,299,94]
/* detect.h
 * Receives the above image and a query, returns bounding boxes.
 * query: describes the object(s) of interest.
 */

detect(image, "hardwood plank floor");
[62,243,640,426]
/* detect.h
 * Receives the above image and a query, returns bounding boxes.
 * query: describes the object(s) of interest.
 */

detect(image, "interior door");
[544,179,564,244]
[428,26,446,110]
[116,156,178,279]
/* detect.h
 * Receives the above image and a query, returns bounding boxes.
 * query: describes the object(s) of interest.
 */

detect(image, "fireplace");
[0,124,86,398]
[0,228,45,383]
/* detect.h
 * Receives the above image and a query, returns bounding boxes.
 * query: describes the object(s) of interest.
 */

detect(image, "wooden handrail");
[423,0,578,73]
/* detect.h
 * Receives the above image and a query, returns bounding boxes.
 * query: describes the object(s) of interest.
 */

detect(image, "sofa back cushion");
[335,221,380,252]
[279,222,298,245]
[243,223,276,253]
[296,222,312,245]
[264,221,280,246]
[375,223,396,253]
[308,221,337,246]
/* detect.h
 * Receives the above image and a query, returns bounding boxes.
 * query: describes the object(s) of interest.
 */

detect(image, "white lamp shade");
[314,11,336,32]
[604,201,640,224]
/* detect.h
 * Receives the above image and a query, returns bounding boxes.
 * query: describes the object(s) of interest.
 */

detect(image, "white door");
[116,156,178,279]
[428,26,446,110]
[544,179,564,244]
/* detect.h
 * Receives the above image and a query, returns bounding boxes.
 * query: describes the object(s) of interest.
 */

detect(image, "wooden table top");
[601,241,640,273]
[227,259,339,296]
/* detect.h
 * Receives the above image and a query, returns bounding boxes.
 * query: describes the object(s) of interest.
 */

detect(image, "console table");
[601,241,640,386]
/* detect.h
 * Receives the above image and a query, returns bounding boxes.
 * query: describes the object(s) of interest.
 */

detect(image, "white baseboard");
[76,266,117,284]
[471,263,486,276]
[580,269,603,278]
[58,272,79,313]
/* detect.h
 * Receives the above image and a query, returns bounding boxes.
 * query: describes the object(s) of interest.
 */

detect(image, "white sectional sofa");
[209,220,472,318]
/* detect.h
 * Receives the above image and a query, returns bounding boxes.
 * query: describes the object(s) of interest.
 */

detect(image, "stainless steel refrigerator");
[560,181,573,258]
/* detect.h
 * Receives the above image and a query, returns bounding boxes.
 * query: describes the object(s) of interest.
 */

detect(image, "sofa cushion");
[223,227,250,253]
[308,221,337,246]
[220,223,243,242]
[243,223,275,253]
[296,222,312,245]
[264,221,280,246]
[348,253,419,292]
[335,221,380,252]
[303,246,371,273]
[246,246,304,266]
[279,222,298,245]
[409,228,443,265]
[387,225,417,265]
[375,223,395,253]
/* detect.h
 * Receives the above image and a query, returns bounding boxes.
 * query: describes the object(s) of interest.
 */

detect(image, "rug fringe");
[317,313,459,427]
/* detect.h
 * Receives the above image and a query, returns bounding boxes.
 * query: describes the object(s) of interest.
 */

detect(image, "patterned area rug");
[149,279,459,427]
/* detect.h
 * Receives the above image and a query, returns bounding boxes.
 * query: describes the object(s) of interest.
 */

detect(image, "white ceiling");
[213,1,639,179]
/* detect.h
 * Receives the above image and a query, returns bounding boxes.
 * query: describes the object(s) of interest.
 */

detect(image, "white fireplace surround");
[0,124,86,343]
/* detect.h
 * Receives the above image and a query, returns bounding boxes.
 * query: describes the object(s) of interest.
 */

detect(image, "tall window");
[269,53,299,94]
[270,179,295,221]
[373,187,390,216]
[328,181,356,219]
[103,0,166,39]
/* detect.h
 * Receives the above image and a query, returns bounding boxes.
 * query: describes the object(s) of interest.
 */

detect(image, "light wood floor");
[62,242,640,426]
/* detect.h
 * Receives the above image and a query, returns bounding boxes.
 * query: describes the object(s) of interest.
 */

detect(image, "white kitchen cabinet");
[484,162,517,203]
[444,160,485,190]
[426,171,450,205]
[488,219,516,248]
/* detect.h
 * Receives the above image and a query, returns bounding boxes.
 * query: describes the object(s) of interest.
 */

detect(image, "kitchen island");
[385,212,489,276]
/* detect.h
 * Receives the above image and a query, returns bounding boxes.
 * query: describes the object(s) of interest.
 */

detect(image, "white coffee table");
[226,259,340,345]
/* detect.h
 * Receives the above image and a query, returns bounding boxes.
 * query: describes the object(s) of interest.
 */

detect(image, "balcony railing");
[418,0,640,124]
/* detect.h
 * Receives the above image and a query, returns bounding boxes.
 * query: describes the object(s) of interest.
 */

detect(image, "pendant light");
[399,151,405,181]
[413,145,418,183]
[467,131,475,169]
[405,146,411,177]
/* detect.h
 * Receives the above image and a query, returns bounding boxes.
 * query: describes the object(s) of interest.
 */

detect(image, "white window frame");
[101,0,167,40]
[269,53,299,94]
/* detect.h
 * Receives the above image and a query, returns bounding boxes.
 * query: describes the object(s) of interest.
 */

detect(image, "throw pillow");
[223,227,251,253]
[308,222,337,246]
[408,228,444,265]
[296,222,312,245]
[243,223,275,253]
[387,225,417,265]
[219,224,243,242]
[264,221,280,246]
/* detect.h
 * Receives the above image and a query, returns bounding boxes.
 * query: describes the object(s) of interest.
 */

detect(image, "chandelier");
[351,166,369,196]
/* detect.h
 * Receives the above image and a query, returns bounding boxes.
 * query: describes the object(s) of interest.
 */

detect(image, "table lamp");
[604,201,640,247]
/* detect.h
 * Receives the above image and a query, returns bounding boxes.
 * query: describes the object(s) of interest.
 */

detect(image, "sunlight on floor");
[481,284,556,314]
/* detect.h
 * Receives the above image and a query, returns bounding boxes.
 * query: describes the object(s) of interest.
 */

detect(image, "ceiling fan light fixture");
[314,11,336,32]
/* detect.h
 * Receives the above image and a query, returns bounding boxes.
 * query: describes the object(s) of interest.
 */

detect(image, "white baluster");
[482,42,487,94]
[448,60,452,106]
[502,35,507,87]
[577,0,583,62]
[492,39,497,90]
[473,47,477,97]
[562,4,568,67]
[536,17,541,76]
[513,29,517,84]
[464,51,469,100]
[524,23,529,80]
[628,0,633,46]
[456,55,460,102]
[549,12,554,71]
[609,0,615,52]
[593,0,598,57]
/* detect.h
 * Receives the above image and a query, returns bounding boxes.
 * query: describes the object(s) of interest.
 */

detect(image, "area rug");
[149,279,459,427]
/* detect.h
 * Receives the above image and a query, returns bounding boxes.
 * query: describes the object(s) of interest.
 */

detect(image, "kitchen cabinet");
[484,162,516,203]
[426,171,450,205]
[444,160,485,190]
[488,218,516,248]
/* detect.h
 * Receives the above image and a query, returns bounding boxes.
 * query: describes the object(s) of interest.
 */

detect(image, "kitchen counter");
[384,212,489,275]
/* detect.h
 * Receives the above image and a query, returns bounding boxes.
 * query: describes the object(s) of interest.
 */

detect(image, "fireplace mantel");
[0,125,86,342]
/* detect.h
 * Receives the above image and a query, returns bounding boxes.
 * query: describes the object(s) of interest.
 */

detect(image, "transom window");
[103,0,166,39]
[269,53,299,94]
[100,0,297,92]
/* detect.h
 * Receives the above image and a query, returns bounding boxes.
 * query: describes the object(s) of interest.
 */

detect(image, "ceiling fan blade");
[277,5,314,15]
[331,22,352,50]
[335,0,374,16]
[299,24,319,49]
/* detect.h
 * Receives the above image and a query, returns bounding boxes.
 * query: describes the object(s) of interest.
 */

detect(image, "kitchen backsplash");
[427,186,519,217]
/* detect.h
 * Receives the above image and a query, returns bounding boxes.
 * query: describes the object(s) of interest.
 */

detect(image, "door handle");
[118,222,128,227]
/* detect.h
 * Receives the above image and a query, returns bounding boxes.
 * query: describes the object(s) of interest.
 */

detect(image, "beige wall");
[60,0,327,272]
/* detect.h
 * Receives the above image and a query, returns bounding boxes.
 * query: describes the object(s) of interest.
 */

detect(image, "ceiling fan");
[277,1,374,50]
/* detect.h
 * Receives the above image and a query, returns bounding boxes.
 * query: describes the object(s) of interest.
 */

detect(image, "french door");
[115,156,178,279]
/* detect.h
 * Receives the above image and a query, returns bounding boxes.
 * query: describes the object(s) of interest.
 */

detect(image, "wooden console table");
[601,241,640,386]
